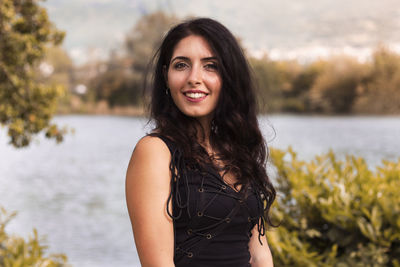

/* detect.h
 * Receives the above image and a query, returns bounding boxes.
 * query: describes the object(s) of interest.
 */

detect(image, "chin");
[186,114,206,120]
[181,109,205,117]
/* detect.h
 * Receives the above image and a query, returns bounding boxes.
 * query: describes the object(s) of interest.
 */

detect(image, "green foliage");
[353,46,400,114]
[81,10,400,115]
[37,46,75,114]
[250,46,400,115]
[308,56,369,113]
[268,147,400,266]
[250,56,287,112]
[37,46,74,87]
[86,11,178,108]
[125,11,178,74]
[61,9,400,115]
[0,207,70,267]
[0,0,66,147]
[89,66,141,107]
[250,56,325,113]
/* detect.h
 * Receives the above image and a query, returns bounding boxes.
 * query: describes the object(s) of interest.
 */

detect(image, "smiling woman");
[167,35,222,130]
[126,18,275,267]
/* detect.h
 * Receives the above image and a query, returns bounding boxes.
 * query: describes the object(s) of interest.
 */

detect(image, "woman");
[126,17,276,267]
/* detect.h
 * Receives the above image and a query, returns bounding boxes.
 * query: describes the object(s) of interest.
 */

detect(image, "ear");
[163,65,168,86]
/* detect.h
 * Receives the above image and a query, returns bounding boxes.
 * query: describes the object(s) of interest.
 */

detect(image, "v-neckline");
[206,163,242,194]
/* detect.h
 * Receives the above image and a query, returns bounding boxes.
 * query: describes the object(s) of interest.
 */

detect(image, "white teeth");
[185,92,206,99]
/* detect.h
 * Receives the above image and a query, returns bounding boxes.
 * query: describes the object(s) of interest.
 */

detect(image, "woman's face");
[166,35,222,126]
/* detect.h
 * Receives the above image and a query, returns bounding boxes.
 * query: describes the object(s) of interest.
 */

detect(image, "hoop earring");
[165,87,170,95]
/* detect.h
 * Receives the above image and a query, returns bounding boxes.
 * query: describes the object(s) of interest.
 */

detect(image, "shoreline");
[55,109,400,118]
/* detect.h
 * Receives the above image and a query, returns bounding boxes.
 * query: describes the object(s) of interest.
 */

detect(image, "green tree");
[353,46,400,114]
[87,11,178,108]
[37,46,74,88]
[289,60,328,112]
[250,56,303,113]
[308,56,368,113]
[89,65,141,107]
[250,56,284,113]
[38,46,77,114]
[125,11,178,74]
[0,0,66,148]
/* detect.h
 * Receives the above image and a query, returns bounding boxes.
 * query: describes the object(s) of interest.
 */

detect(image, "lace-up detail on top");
[150,134,264,267]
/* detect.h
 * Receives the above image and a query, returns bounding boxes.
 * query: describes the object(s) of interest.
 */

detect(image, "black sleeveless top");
[151,134,265,267]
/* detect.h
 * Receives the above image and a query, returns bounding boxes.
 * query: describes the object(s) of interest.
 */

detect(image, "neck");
[196,116,212,151]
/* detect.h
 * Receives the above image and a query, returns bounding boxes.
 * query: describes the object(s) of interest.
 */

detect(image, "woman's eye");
[173,62,187,70]
[205,63,218,71]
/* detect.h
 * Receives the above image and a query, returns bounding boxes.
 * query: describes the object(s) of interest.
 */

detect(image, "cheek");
[206,75,222,94]
[167,71,186,91]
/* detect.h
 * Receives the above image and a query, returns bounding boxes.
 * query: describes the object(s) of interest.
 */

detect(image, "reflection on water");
[0,115,399,267]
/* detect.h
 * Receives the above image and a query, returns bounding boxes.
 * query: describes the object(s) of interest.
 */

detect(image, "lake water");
[0,115,399,267]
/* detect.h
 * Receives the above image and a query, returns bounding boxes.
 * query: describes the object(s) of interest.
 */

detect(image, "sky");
[42,0,400,65]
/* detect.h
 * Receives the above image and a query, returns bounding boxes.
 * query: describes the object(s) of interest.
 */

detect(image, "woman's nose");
[187,64,202,86]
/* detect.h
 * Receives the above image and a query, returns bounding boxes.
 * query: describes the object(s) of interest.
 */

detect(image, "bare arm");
[125,136,175,267]
[248,222,274,267]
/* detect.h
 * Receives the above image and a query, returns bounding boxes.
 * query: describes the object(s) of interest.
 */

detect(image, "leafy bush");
[0,207,70,267]
[268,148,400,266]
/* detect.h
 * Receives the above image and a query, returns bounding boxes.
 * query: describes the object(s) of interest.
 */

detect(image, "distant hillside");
[42,0,400,64]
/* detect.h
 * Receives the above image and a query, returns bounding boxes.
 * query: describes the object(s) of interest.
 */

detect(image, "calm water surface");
[0,115,399,267]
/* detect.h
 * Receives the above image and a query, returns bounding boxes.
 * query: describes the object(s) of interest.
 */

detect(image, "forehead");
[171,35,215,59]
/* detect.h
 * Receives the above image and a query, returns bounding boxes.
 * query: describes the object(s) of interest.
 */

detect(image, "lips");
[183,90,208,102]
[183,89,208,95]
[185,92,207,98]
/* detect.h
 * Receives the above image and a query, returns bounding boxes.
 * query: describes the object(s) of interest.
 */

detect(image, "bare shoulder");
[134,135,169,155]
[125,135,172,215]
[130,135,170,165]
[126,135,171,184]
[125,135,175,266]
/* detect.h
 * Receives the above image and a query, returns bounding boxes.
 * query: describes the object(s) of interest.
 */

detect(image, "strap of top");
[147,133,175,154]
[146,133,191,259]
[146,132,191,220]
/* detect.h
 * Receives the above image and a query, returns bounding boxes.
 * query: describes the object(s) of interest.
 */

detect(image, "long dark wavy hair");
[146,17,276,228]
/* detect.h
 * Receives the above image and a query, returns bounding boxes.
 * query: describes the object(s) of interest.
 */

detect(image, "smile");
[184,92,207,99]
[183,92,208,102]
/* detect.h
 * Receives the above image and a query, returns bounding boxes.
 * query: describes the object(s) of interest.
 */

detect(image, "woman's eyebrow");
[170,56,218,63]
[171,56,189,63]
[201,57,217,61]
